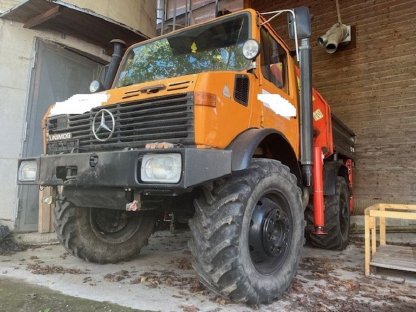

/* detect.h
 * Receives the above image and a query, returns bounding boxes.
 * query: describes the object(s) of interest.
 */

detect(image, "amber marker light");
[194,92,217,107]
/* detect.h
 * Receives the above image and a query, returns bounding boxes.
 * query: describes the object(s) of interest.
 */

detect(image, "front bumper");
[18,148,232,191]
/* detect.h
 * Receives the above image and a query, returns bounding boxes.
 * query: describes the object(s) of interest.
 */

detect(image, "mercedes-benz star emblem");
[92,109,115,142]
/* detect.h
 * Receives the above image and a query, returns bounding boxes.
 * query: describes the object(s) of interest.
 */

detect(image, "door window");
[260,27,288,93]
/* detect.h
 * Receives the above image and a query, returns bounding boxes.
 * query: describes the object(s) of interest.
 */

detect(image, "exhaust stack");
[288,7,313,186]
[103,39,126,89]
[299,36,313,186]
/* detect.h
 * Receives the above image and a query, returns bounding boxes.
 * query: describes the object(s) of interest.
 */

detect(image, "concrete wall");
[249,0,416,213]
[0,19,108,229]
[0,0,157,38]
[66,0,157,38]
[0,0,21,13]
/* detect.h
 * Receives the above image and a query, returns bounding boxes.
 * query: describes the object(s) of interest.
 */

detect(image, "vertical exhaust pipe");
[288,7,313,186]
[103,39,126,90]
[299,36,313,186]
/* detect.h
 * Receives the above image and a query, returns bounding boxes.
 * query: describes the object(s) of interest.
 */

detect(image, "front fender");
[227,128,302,186]
[227,128,277,171]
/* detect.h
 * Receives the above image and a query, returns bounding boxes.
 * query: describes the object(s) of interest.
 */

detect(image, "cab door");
[257,27,299,154]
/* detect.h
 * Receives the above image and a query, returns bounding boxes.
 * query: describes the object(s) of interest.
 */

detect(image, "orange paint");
[94,9,302,156]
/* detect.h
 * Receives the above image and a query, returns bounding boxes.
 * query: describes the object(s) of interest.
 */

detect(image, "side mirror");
[288,6,311,40]
[89,80,105,93]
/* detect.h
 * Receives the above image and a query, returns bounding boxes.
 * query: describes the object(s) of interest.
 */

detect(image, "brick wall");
[248,0,416,213]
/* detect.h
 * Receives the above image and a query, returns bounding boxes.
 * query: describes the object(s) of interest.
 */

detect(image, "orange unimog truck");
[18,7,355,304]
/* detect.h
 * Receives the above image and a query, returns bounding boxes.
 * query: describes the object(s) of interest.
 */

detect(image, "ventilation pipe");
[318,0,351,54]
[103,39,126,90]
[318,23,350,54]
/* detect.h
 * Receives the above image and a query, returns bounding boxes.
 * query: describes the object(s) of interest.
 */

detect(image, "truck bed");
[332,114,356,159]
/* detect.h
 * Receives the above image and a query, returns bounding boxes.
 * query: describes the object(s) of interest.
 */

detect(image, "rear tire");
[54,195,156,263]
[306,176,350,250]
[188,159,304,304]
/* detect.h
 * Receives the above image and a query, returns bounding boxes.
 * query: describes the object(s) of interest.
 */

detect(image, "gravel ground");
[0,231,415,312]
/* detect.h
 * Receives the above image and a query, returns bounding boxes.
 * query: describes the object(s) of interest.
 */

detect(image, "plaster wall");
[0,0,157,38]
[0,18,108,229]
[64,0,157,38]
[0,0,21,13]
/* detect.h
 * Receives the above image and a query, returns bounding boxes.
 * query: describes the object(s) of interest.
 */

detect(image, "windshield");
[115,13,251,87]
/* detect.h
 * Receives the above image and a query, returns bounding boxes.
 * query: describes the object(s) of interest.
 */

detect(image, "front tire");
[188,159,304,304]
[54,195,156,263]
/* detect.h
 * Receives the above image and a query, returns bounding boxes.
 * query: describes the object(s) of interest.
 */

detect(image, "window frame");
[259,26,290,94]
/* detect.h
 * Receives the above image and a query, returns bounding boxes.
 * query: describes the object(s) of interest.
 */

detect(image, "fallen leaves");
[180,304,199,312]
[175,257,193,270]
[104,270,131,282]
[129,270,205,293]
[26,263,85,275]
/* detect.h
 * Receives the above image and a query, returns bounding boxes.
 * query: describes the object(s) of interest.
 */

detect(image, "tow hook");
[126,193,141,211]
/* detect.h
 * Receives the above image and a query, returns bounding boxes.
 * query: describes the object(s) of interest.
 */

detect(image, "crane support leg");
[313,146,326,234]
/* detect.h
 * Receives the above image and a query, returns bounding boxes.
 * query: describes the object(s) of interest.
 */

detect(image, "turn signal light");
[194,92,217,107]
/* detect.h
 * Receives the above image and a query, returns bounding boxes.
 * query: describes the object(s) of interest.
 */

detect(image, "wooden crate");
[364,203,416,276]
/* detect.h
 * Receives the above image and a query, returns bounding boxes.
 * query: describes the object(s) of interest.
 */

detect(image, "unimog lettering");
[48,133,72,141]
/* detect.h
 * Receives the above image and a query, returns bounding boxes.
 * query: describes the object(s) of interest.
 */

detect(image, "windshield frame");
[112,11,252,89]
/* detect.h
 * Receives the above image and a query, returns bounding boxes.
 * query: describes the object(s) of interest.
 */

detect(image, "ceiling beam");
[24,5,61,29]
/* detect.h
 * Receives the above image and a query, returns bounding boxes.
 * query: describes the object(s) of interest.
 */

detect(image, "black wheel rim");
[248,191,293,275]
[90,208,141,243]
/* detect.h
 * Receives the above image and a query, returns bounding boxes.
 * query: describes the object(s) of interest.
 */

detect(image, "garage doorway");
[17,40,104,232]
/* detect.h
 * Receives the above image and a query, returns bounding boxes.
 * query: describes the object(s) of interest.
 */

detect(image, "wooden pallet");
[364,203,416,276]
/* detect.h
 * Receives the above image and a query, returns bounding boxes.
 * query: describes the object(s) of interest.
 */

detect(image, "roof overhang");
[0,0,149,51]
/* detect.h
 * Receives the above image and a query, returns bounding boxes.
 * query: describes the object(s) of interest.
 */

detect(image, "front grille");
[47,93,194,154]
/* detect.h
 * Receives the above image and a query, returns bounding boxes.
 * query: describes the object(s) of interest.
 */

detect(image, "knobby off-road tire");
[54,194,156,264]
[188,159,304,304]
[306,176,350,250]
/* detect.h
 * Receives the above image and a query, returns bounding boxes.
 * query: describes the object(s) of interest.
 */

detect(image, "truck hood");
[49,74,199,117]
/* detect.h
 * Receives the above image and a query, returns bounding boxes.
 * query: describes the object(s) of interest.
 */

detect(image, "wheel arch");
[227,128,302,186]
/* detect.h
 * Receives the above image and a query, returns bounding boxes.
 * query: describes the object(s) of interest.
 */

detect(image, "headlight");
[242,39,260,60]
[141,154,182,183]
[18,160,37,182]
[89,80,104,93]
